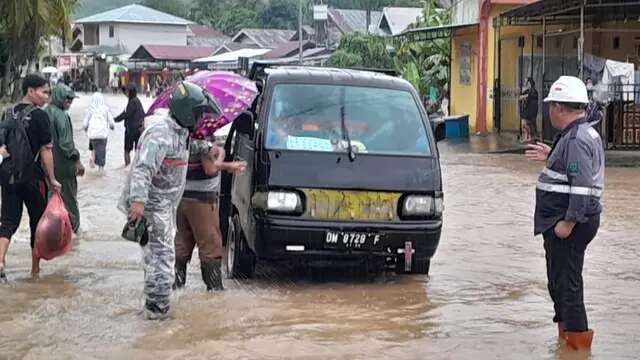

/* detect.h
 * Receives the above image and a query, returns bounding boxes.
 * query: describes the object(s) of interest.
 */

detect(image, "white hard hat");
[544,76,589,104]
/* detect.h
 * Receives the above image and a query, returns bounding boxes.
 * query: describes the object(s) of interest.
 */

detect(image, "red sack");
[34,192,72,260]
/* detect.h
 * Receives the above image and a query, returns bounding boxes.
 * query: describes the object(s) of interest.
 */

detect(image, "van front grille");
[301,189,401,222]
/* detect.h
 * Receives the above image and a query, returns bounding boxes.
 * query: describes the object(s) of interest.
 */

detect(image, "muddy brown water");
[1,94,639,359]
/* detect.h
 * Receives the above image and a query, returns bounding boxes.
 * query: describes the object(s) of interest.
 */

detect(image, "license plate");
[325,231,382,250]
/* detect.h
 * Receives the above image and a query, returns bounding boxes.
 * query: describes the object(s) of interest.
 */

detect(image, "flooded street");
[1,93,639,359]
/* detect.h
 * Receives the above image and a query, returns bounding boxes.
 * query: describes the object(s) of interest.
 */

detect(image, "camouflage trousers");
[142,208,177,315]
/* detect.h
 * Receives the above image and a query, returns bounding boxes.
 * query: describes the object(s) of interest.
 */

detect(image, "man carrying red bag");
[0,74,61,281]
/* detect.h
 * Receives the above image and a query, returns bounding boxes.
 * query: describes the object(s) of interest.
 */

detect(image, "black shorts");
[125,130,142,152]
[0,179,48,248]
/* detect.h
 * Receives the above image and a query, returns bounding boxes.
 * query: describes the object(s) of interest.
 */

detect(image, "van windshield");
[265,84,432,156]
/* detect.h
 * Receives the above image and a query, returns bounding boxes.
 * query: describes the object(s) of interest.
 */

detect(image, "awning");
[129,45,215,62]
[497,0,640,27]
[393,23,477,44]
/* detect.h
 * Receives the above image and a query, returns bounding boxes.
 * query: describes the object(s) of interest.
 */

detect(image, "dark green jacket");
[45,85,79,179]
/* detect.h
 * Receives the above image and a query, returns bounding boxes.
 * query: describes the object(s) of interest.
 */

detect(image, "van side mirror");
[433,121,446,142]
[235,111,255,138]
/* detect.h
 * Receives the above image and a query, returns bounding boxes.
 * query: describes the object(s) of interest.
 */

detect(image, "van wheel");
[395,256,430,276]
[224,214,256,279]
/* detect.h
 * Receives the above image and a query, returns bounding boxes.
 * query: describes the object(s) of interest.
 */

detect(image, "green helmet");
[169,81,221,129]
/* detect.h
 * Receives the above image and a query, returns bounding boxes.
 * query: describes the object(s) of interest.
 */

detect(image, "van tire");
[224,214,256,279]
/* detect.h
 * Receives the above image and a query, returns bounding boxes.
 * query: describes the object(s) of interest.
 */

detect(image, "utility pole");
[299,0,304,65]
[366,0,371,34]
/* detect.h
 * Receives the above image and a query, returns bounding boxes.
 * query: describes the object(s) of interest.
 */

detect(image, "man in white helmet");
[526,76,604,350]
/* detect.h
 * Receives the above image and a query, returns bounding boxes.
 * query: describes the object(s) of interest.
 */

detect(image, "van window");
[265,84,432,156]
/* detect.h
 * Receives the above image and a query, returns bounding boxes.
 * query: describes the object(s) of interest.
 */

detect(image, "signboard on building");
[459,41,472,85]
[313,5,328,20]
[57,56,78,72]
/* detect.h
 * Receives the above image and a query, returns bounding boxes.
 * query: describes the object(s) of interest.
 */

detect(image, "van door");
[230,113,257,251]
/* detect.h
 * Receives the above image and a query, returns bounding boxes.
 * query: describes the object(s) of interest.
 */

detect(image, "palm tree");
[0,0,77,99]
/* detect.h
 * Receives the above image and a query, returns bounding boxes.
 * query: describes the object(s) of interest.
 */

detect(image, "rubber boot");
[201,258,224,291]
[565,329,594,350]
[0,263,7,284]
[173,257,189,290]
[143,301,170,321]
[557,322,567,340]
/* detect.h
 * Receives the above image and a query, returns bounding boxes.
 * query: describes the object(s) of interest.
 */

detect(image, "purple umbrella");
[147,71,258,135]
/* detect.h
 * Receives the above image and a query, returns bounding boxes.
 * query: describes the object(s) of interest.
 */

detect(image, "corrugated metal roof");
[262,41,315,59]
[79,44,127,55]
[130,45,215,61]
[231,28,296,48]
[497,0,636,26]
[188,36,230,48]
[379,7,424,35]
[193,48,272,63]
[213,42,259,55]
[75,4,193,25]
[187,25,230,48]
[188,25,227,38]
[328,8,383,33]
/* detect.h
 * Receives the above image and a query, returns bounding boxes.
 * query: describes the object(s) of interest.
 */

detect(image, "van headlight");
[434,196,444,217]
[402,195,434,216]
[267,191,302,213]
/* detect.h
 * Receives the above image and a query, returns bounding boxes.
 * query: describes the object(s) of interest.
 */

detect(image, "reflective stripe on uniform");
[542,167,568,182]
[536,182,602,197]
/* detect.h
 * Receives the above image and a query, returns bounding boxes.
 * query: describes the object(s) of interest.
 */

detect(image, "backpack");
[0,105,38,185]
[86,108,109,139]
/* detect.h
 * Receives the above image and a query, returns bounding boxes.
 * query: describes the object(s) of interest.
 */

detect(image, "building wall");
[83,24,99,46]
[450,5,539,134]
[96,23,187,53]
[451,27,479,133]
[488,5,540,132]
[544,21,640,63]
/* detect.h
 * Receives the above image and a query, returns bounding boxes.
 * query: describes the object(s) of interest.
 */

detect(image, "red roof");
[130,45,215,61]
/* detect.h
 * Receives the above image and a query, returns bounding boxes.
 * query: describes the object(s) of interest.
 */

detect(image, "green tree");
[191,0,261,34]
[218,7,261,34]
[326,33,394,69]
[141,0,192,19]
[0,0,78,99]
[258,0,299,29]
[394,0,450,99]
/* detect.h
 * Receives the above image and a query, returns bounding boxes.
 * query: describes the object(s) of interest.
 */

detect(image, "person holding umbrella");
[115,83,145,166]
[145,71,258,292]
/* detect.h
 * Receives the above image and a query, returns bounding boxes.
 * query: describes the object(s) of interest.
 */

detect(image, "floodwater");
[1,93,639,360]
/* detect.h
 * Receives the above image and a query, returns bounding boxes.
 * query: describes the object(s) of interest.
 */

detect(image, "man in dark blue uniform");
[526,76,604,351]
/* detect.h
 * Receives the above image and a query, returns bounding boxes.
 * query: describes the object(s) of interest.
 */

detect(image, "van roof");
[264,66,415,92]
